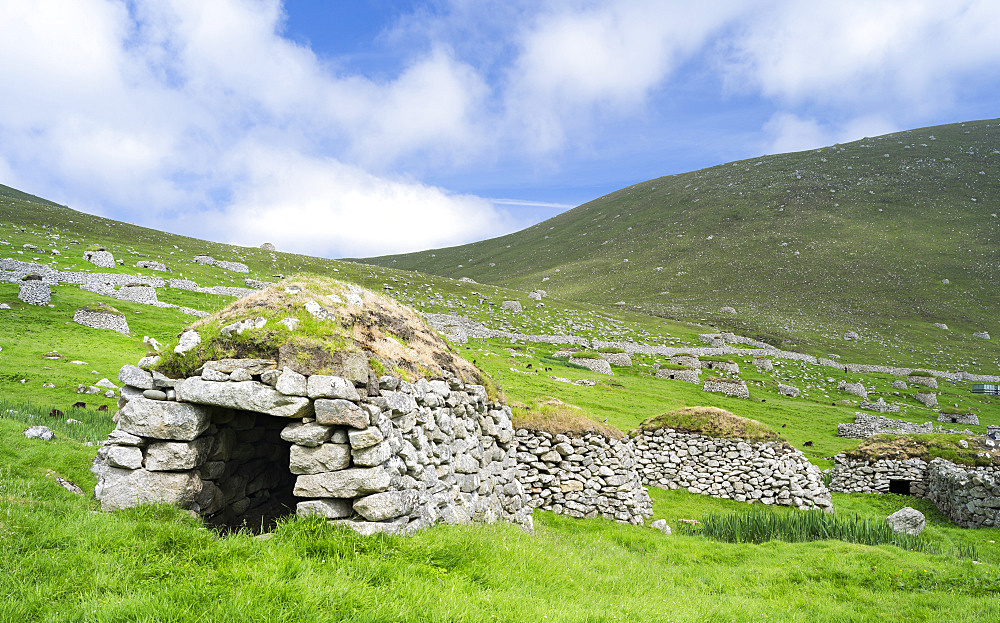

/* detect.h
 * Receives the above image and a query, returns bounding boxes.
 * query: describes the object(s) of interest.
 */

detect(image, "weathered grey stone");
[307,375,360,401]
[293,467,392,498]
[314,399,369,428]
[203,359,277,375]
[24,426,54,441]
[228,368,252,382]
[500,300,522,312]
[887,507,925,536]
[220,317,267,337]
[176,378,312,418]
[348,427,384,449]
[145,438,212,471]
[352,440,392,466]
[143,389,167,401]
[119,364,154,390]
[174,330,201,354]
[280,421,332,447]
[382,390,418,414]
[777,383,800,398]
[289,443,351,474]
[275,367,308,396]
[95,467,202,511]
[105,446,142,469]
[201,369,229,382]
[651,519,671,535]
[117,397,212,441]
[296,498,353,519]
[353,490,418,521]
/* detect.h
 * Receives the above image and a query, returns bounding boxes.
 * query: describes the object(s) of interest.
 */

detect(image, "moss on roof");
[844,434,997,467]
[77,302,123,316]
[635,406,783,443]
[512,397,624,440]
[156,275,485,383]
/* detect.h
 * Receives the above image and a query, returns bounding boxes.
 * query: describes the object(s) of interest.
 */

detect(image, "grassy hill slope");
[362,119,1000,372]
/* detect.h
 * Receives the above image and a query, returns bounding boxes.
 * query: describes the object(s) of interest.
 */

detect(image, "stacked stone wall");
[513,430,651,524]
[830,456,930,496]
[926,459,1000,528]
[18,282,51,305]
[633,429,831,510]
[703,378,749,398]
[95,360,533,536]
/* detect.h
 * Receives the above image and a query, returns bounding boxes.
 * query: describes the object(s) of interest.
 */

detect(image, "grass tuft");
[636,406,782,442]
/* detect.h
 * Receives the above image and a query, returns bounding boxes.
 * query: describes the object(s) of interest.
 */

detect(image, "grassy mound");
[844,434,998,467]
[77,302,123,316]
[511,397,623,440]
[636,406,782,443]
[156,275,483,384]
[567,351,604,360]
[597,346,626,354]
[908,370,935,378]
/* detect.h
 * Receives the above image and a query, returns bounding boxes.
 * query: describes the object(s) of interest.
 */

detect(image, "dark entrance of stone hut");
[202,409,297,534]
[888,479,911,495]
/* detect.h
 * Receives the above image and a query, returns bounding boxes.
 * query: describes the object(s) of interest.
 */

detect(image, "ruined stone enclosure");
[94,278,532,535]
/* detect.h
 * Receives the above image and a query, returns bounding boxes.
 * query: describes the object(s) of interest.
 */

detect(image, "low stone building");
[655,366,700,384]
[753,357,773,372]
[702,377,749,399]
[83,248,116,268]
[938,412,980,426]
[669,354,700,369]
[73,303,129,335]
[831,455,931,496]
[513,429,651,524]
[94,278,534,535]
[18,275,51,306]
[600,352,632,367]
[500,300,522,313]
[700,358,739,374]
[859,397,900,413]
[838,381,868,399]
[925,459,1000,528]
[632,410,831,511]
[777,383,800,398]
[569,356,612,375]
[915,392,938,408]
[907,373,938,389]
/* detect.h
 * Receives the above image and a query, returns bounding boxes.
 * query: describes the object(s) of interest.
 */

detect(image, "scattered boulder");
[719,306,737,314]
[837,381,868,400]
[500,300,522,313]
[886,507,925,536]
[260,242,276,251]
[777,383,800,398]
[135,260,167,272]
[651,519,671,535]
[843,331,860,341]
[933,323,949,330]
[973,331,991,340]
[891,380,908,390]
[83,249,116,268]
[24,426,54,441]
[174,330,201,354]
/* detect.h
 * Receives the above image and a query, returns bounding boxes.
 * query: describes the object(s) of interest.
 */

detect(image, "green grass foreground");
[3,419,999,623]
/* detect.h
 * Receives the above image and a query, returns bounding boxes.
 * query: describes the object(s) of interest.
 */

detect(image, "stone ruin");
[938,412,980,426]
[568,356,612,375]
[83,248,116,268]
[93,279,536,535]
[655,366,700,384]
[633,418,831,511]
[702,377,749,399]
[837,412,972,439]
[18,272,50,306]
[193,254,249,273]
[96,360,532,535]
[73,303,130,335]
[860,397,900,413]
[513,429,651,524]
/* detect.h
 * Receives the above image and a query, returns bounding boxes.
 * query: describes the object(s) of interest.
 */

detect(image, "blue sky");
[1,1,999,258]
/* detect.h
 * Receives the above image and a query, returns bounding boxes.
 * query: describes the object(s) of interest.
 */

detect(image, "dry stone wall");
[703,377,749,399]
[633,429,832,510]
[830,456,930,496]
[925,459,1000,528]
[513,429,651,524]
[95,359,533,536]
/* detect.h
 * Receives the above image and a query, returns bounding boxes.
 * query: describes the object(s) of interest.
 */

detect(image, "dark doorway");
[203,411,298,534]
[888,479,911,495]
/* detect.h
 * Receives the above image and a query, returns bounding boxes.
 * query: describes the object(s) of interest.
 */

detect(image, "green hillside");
[362,119,1000,372]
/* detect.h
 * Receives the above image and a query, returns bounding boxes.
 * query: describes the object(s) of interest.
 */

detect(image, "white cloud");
[506,0,743,151]
[187,144,517,257]
[727,0,1000,115]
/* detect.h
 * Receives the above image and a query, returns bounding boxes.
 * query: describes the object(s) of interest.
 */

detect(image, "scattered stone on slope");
[887,507,925,536]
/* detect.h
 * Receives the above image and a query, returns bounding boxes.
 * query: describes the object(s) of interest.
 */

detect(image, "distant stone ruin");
[702,377,749,399]
[74,303,129,335]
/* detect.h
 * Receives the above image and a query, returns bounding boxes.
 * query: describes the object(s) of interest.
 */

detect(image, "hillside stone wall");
[513,430,652,524]
[836,412,972,438]
[632,429,832,510]
[655,367,700,384]
[925,459,1000,528]
[95,360,533,536]
[569,356,612,374]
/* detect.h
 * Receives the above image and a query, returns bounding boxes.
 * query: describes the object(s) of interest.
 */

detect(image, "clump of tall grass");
[684,509,978,559]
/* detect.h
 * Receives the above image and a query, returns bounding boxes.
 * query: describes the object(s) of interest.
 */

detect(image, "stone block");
[353,491,418,521]
[293,467,392,498]
[289,443,351,474]
[117,397,212,441]
[307,375,360,400]
[297,498,353,519]
[144,437,212,471]
[95,467,203,511]
[315,399,369,428]
[176,378,312,418]
[280,421,332,447]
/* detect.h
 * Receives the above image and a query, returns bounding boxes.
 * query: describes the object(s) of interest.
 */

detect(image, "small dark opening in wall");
[889,479,911,495]
[948,417,957,423]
